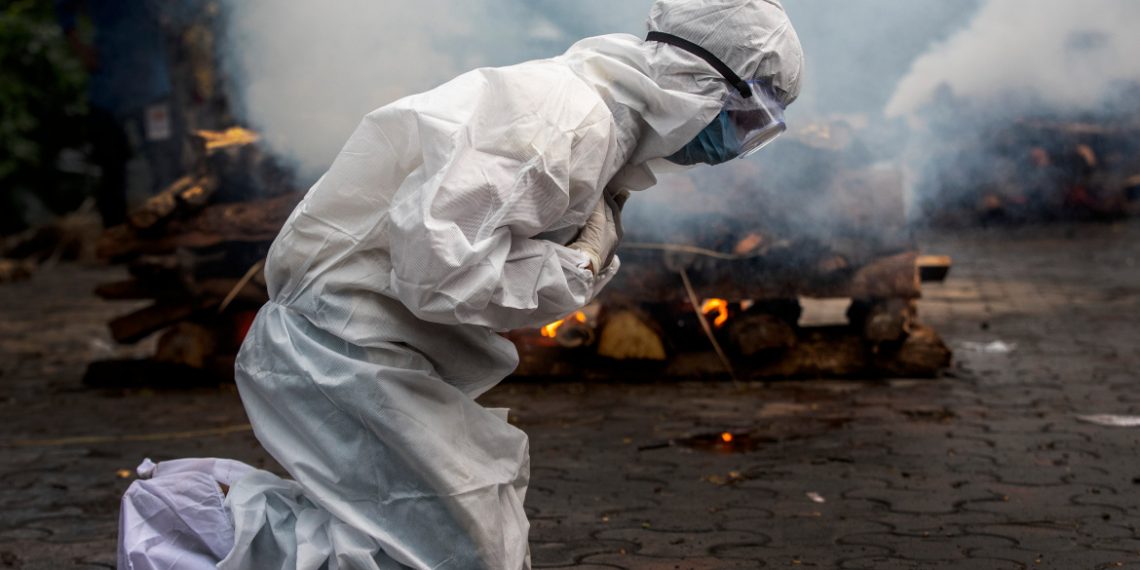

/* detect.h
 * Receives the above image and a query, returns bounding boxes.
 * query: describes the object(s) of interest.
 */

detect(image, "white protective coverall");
[117,1,803,569]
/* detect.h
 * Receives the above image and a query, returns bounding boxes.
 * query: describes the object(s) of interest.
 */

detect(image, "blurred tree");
[0,0,89,234]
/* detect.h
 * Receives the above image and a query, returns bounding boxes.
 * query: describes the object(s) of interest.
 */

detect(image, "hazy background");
[218,0,983,181]
[218,0,1140,214]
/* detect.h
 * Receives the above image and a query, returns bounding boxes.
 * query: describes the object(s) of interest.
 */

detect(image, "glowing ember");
[720,432,734,443]
[196,127,260,151]
[701,299,730,328]
[541,311,587,338]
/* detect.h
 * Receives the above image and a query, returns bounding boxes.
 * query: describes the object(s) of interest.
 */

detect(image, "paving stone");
[839,555,1025,569]
[846,485,1002,515]
[961,483,1127,523]
[845,532,1018,562]
[4,223,1140,567]
[594,528,769,558]
[582,552,764,569]
[539,566,624,570]
[966,524,1086,554]
[532,539,641,568]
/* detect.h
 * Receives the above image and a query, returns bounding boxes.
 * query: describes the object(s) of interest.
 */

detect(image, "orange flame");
[701,299,730,328]
[541,311,587,338]
[196,127,260,151]
[721,432,734,443]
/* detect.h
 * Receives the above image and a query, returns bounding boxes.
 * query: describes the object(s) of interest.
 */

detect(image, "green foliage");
[0,0,89,232]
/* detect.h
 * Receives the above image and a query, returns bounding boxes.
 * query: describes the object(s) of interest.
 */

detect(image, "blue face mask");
[665,111,742,166]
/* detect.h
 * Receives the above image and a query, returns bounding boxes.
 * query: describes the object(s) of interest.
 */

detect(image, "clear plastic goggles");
[724,80,787,158]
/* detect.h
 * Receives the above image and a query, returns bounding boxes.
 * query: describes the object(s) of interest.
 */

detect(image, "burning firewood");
[540,310,595,349]
[195,127,260,151]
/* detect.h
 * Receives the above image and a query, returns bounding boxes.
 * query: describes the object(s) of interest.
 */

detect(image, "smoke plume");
[218,1,647,182]
[218,0,983,183]
[886,0,1140,118]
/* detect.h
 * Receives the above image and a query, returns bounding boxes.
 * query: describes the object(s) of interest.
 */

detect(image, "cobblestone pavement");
[2,221,1139,569]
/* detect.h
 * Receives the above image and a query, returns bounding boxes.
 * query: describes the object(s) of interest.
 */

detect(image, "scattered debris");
[703,471,745,486]
[806,492,826,504]
[1076,414,1140,428]
[960,340,1017,354]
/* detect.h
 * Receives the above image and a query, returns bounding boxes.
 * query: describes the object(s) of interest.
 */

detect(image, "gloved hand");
[568,193,623,275]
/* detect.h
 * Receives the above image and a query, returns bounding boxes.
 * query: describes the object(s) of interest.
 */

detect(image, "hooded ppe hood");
[648,0,804,107]
[558,35,727,188]
[560,0,805,192]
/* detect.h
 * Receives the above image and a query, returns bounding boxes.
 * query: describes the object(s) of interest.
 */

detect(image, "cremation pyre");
[510,125,953,380]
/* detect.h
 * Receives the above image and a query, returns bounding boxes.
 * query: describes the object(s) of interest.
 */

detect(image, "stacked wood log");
[86,128,299,386]
[919,116,1140,225]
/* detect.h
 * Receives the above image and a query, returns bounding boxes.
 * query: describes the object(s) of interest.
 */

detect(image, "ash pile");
[509,123,953,380]
[86,128,301,386]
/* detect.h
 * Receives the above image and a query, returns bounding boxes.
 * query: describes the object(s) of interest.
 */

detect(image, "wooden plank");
[109,302,202,344]
[97,192,302,260]
[603,250,920,303]
[847,252,920,300]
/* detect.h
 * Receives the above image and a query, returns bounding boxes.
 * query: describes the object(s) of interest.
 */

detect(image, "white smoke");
[219,0,650,182]
[886,0,1140,118]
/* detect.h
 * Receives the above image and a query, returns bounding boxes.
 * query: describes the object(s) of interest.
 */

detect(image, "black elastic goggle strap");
[646,31,752,99]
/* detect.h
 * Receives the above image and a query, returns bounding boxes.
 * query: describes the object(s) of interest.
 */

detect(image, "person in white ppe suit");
[117,1,803,568]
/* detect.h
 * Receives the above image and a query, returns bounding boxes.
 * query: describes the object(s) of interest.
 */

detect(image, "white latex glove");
[568,196,621,275]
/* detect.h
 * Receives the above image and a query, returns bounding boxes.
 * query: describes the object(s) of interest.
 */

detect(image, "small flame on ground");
[701,299,730,328]
[541,311,587,338]
[721,432,735,443]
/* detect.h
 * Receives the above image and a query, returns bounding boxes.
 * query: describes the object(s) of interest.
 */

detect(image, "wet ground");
[2,221,1139,569]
